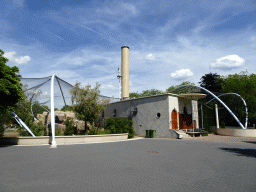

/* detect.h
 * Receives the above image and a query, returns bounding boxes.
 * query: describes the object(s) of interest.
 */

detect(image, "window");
[113,109,117,117]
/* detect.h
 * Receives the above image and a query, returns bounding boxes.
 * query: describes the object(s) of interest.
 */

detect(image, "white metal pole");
[201,103,204,130]
[50,74,57,148]
[215,104,219,129]
[191,96,194,132]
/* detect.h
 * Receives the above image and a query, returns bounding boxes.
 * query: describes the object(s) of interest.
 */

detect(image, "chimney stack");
[121,46,129,100]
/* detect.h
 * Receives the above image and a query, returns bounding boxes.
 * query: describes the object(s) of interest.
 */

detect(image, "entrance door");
[171,110,177,129]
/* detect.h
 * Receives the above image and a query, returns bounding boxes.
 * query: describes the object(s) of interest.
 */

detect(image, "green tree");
[0,49,25,115]
[129,92,140,99]
[70,82,110,132]
[60,105,74,112]
[166,81,200,94]
[141,89,164,97]
[199,73,224,94]
[130,89,164,99]
[220,70,256,127]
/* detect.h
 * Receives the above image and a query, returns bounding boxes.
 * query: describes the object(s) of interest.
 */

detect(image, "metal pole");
[170,85,245,129]
[50,75,57,148]
[191,96,194,132]
[201,102,204,130]
[215,104,219,129]
[11,112,35,137]
[206,93,248,129]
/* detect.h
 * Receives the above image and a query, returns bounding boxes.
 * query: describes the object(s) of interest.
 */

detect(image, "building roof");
[110,93,207,104]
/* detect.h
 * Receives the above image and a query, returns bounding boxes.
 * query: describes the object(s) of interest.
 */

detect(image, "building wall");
[168,96,179,129]
[104,95,176,138]
[178,98,199,129]
[104,94,200,137]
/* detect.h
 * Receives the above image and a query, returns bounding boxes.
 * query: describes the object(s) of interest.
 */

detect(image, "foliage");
[129,92,141,99]
[88,127,111,135]
[130,89,164,99]
[220,70,256,126]
[0,49,25,115]
[17,118,45,136]
[0,124,4,137]
[105,117,135,139]
[55,128,63,136]
[70,82,110,132]
[60,105,74,112]
[198,73,223,93]
[63,118,77,136]
[166,81,201,94]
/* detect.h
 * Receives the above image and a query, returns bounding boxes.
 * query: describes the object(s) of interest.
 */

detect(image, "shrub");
[88,127,98,135]
[220,121,225,128]
[88,127,112,135]
[105,117,135,139]
[0,124,4,137]
[64,118,77,136]
[17,118,46,136]
[55,128,63,136]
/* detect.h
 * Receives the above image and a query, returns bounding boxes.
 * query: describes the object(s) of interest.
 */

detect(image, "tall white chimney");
[121,46,129,100]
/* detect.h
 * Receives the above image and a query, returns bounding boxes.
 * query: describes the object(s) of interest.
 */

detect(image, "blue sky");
[1,0,256,100]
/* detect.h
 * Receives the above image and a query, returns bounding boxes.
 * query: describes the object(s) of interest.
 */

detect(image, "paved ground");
[1,136,256,192]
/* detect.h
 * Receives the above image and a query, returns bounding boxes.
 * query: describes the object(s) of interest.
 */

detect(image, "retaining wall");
[217,128,256,137]
[0,133,128,146]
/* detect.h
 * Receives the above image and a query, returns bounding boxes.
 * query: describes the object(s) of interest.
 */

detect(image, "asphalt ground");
[1,137,256,192]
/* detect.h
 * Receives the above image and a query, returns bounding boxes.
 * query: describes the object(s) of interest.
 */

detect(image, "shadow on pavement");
[242,141,256,144]
[219,147,256,158]
[0,145,13,148]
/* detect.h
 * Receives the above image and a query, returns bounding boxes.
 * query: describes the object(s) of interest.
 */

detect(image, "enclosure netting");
[20,76,120,112]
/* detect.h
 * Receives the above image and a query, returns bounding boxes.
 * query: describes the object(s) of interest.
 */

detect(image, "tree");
[220,70,256,127]
[166,81,201,94]
[141,89,164,97]
[129,92,140,99]
[0,49,25,114]
[60,105,74,112]
[129,89,164,98]
[199,73,224,94]
[70,82,110,132]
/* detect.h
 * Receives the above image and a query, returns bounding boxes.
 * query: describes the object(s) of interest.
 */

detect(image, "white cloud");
[12,0,24,8]
[121,3,136,15]
[210,55,245,70]
[146,54,155,60]
[4,51,31,65]
[170,69,194,80]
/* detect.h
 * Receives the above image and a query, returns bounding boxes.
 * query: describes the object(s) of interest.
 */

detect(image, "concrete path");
[0,137,256,192]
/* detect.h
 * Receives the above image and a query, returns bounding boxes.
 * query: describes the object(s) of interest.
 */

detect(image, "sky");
[1,0,256,102]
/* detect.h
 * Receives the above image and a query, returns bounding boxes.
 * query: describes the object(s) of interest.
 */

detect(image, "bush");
[105,117,135,139]
[55,128,63,136]
[17,118,46,136]
[0,124,4,137]
[88,127,111,135]
[64,118,77,136]
[220,121,225,128]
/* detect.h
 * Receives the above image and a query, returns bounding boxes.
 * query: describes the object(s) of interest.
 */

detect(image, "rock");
[55,123,66,131]
[35,110,86,133]
[76,120,85,130]
[37,114,45,123]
